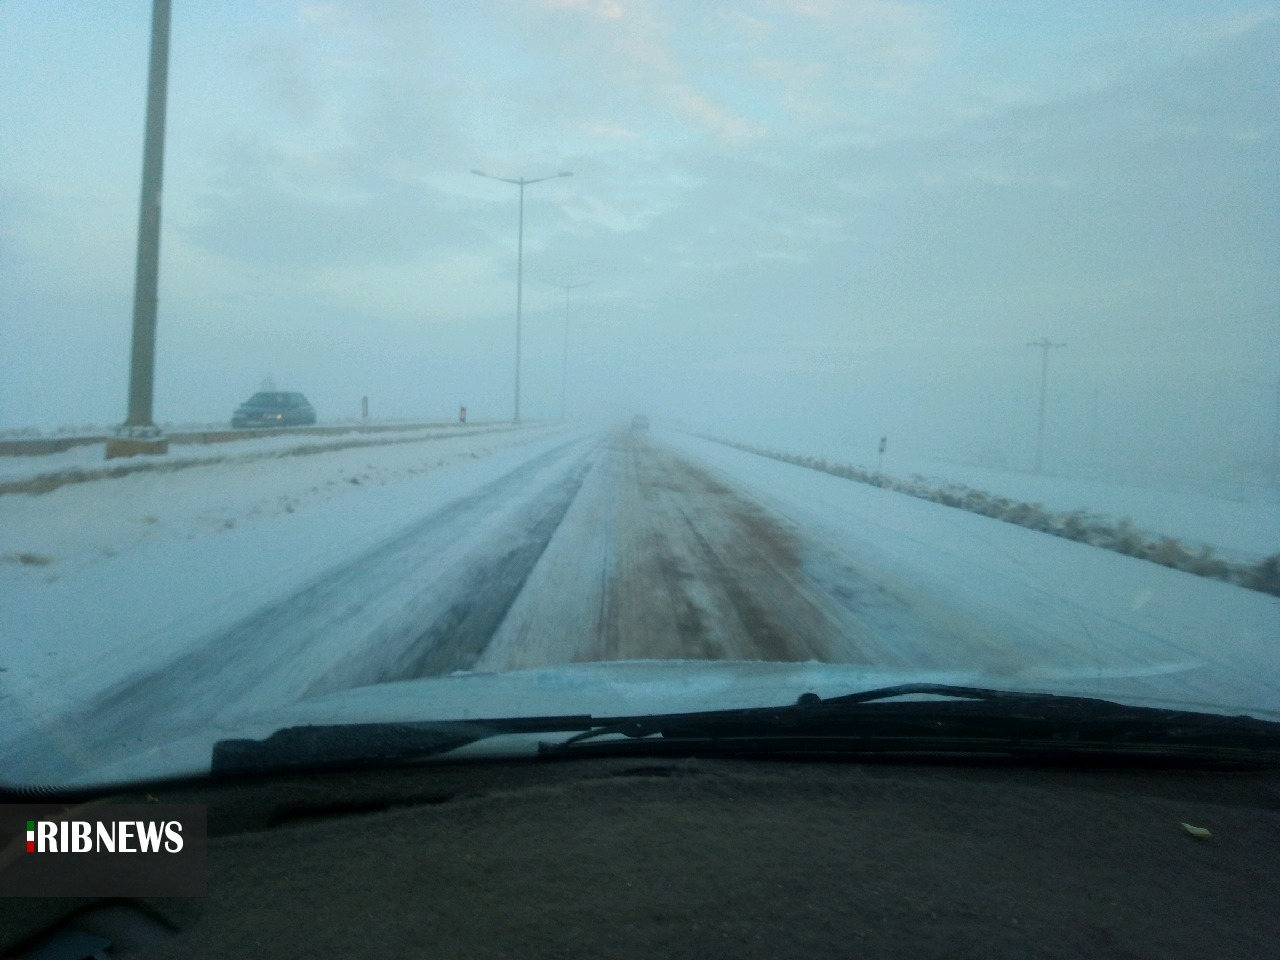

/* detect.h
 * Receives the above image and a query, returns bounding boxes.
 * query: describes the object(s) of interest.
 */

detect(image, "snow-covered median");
[0,423,564,577]
[0,423,527,492]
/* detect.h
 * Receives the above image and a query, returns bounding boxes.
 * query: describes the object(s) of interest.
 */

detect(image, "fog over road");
[6,426,1279,782]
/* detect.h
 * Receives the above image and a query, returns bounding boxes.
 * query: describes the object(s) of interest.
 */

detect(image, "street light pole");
[550,281,592,420]
[107,0,172,459]
[472,169,572,423]
[515,179,525,423]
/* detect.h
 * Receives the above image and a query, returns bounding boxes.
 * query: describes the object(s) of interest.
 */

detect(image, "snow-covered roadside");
[701,435,1278,594]
[664,431,1280,716]
[895,458,1279,564]
[0,424,590,735]
[722,435,1279,564]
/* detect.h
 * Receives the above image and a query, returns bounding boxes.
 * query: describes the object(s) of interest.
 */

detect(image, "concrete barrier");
[0,421,502,457]
[0,437,104,456]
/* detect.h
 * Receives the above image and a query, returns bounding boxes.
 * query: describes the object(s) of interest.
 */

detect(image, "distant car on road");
[231,392,317,429]
[631,415,650,431]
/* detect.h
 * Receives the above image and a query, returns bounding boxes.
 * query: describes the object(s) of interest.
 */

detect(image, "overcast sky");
[1,1,1277,475]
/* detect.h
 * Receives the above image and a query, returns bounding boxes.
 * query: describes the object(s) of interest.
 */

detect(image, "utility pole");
[549,280,591,420]
[107,0,172,460]
[1027,337,1065,473]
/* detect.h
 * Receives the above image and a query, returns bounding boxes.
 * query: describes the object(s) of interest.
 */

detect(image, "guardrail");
[0,421,503,457]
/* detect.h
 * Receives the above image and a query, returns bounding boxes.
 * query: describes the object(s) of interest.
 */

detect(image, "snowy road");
[2,426,1278,782]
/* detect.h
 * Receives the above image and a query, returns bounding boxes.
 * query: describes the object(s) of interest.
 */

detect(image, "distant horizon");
[2,2,1276,480]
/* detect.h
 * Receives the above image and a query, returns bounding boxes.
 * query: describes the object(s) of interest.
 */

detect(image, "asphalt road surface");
[9,427,1278,781]
[69,429,862,737]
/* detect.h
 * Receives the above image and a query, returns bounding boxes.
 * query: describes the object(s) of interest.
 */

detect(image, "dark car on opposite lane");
[231,392,317,429]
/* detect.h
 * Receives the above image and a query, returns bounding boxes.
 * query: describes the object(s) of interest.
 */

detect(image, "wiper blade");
[211,684,1280,777]
[540,684,1280,766]
[211,714,594,777]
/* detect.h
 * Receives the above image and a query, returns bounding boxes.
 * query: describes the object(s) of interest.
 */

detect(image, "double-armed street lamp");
[472,169,573,423]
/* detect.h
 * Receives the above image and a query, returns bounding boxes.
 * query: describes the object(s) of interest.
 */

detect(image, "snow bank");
[702,435,1280,596]
[0,423,566,576]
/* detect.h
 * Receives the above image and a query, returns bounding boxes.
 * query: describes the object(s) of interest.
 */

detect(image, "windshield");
[1,1,1277,788]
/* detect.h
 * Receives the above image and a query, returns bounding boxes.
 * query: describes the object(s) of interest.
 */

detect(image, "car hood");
[57,657,1277,788]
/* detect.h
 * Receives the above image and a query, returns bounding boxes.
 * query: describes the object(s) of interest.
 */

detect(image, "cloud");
[661,83,766,141]
[4,1,1274,448]
[542,0,626,20]
[189,140,488,274]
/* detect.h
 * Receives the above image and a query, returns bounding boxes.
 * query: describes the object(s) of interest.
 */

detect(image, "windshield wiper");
[211,684,1280,777]
[540,684,1280,766]
[211,714,594,776]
